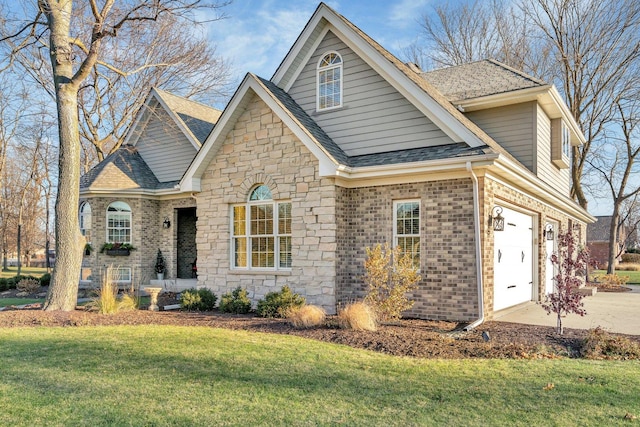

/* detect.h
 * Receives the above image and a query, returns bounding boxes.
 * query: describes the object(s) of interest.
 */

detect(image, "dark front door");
[177,207,197,279]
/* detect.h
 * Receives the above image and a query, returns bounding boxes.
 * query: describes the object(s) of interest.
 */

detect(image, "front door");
[176,207,197,279]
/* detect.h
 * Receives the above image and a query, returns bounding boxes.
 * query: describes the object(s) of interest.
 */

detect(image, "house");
[80,3,594,322]
[587,215,627,268]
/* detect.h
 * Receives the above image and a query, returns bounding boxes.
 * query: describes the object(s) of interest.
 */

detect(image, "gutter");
[464,161,485,331]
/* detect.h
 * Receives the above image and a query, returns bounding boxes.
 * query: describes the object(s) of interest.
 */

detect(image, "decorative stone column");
[144,287,163,311]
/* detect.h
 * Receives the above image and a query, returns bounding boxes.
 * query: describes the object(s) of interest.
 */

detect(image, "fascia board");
[548,86,586,145]
[454,85,551,111]
[123,90,157,146]
[493,156,595,223]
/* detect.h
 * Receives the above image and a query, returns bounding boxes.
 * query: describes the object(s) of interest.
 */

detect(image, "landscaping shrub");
[593,273,629,286]
[363,243,420,322]
[17,278,41,294]
[617,263,640,272]
[39,273,51,287]
[286,305,326,329]
[89,268,139,314]
[581,327,640,360]
[622,253,640,264]
[337,302,377,331]
[0,278,8,292]
[219,287,252,314]
[180,288,217,311]
[256,286,305,318]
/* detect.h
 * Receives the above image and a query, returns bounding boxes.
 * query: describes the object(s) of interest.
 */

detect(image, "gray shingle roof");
[421,59,547,102]
[80,145,177,191]
[177,113,215,143]
[154,88,221,144]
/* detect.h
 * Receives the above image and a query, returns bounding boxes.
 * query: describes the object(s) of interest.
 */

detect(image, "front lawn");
[0,326,638,426]
[593,269,640,284]
[0,267,48,279]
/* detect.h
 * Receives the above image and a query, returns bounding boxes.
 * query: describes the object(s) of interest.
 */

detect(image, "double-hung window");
[232,185,292,270]
[394,200,420,268]
[317,52,342,111]
[106,201,132,243]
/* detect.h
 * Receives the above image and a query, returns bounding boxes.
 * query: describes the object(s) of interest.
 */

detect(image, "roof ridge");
[152,87,222,114]
[484,59,547,86]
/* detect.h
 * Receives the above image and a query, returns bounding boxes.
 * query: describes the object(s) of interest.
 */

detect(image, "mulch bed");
[2,288,638,359]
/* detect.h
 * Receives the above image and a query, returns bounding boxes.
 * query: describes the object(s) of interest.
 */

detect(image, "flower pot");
[156,273,164,280]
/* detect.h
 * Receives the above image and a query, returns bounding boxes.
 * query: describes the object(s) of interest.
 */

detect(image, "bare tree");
[0,0,231,311]
[588,96,640,273]
[412,0,640,209]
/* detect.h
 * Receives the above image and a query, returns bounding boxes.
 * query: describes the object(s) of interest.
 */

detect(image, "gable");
[287,30,454,157]
[135,105,199,183]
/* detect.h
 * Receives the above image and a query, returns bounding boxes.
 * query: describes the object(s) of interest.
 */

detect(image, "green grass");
[0,298,44,307]
[0,266,48,279]
[593,269,640,284]
[0,326,638,426]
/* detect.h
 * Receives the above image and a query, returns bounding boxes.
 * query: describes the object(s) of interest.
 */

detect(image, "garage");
[493,206,534,311]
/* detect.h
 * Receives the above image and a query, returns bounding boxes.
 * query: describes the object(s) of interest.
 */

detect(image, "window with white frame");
[79,201,92,243]
[232,185,292,269]
[110,267,131,283]
[561,121,571,160]
[394,200,420,268]
[317,51,343,111]
[106,201,132,243]
[551,118,571,169]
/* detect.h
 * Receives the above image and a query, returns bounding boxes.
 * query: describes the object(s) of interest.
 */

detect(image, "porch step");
[576,286,597,296]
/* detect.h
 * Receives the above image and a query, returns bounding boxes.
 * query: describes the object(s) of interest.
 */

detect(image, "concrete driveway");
[494,285,640,335]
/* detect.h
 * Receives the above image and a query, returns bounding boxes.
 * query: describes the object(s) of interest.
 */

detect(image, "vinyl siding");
[535,105,571,195]
[466,102,536,172]
[136,106,198,182]
[287,30,453,157]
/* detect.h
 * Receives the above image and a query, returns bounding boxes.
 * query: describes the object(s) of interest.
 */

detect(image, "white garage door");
[493,206,534,311]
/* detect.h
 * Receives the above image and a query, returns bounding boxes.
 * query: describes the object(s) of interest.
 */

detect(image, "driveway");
[494,285,640,335]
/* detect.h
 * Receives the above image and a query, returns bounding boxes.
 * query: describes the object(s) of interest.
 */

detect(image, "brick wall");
[336,179,479,321]
[196,94,337,312]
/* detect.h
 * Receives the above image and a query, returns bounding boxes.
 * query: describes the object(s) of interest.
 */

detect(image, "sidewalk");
[494,286,640,335]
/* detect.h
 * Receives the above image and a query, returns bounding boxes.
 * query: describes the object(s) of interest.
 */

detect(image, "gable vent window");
[551,119,571,169]
[317,51,343,111]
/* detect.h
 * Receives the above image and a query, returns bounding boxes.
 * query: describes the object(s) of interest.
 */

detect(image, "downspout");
[464,161,485,331]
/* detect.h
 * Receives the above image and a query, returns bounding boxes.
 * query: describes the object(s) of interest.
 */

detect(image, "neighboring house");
[79,88,221,288]
[587,215,627,268]
[80,3,594,322]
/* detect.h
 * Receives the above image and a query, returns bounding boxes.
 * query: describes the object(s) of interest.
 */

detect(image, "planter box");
[105,249,130,256]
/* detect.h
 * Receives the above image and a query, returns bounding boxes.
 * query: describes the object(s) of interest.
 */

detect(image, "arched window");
[231,185,291,269]
[317,51,343,111]
[79,202,92,243]
[106,201,132,243]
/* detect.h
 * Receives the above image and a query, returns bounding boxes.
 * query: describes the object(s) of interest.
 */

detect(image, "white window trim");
[393,199,421,270]
[106,201,132,244]
[316,51,343,112]
[79,201,92,243]
[230,198,292,271]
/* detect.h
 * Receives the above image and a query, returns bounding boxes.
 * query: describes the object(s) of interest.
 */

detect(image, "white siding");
[287,31,453,157]
[136,106,198,183]
[535,105,571,195]
[466,102,536,171]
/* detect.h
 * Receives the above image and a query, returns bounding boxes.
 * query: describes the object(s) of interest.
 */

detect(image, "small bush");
[39,273,51,287]
[286,305,326,329]
[593,273,629,286]
[581,327,640,360]
[256,286,305,318]
[621,253,640,264]
[0,278,8,292]
[17,278,41,294]
[219,287,252,314]
[617,263,640,272]
[337,302,377,331]
[180,288,217,311]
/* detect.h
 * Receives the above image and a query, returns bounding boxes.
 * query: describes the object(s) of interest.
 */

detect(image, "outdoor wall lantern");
[162,217,171,229]
[544,224,554,241]
[490,206,505,232]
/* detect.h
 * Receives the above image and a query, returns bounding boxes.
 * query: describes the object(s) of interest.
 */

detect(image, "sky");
[204,0,430,84]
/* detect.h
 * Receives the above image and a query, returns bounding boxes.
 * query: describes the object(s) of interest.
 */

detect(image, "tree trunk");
[43,1,84,311]
[606,208,621,275]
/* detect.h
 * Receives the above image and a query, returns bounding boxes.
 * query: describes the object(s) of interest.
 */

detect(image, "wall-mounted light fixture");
[544,224,554,241]
[162,217,171,229]
[490,206,504,232]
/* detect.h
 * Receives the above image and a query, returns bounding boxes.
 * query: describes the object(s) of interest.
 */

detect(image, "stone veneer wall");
[336,179,479,321]
[196,95,337,312]
[80,196,195,286]
[480,175,587,318]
